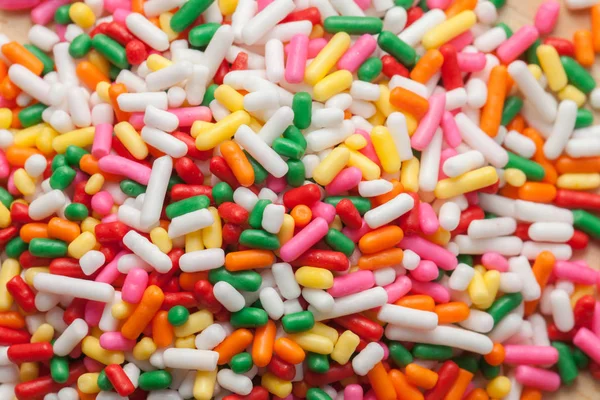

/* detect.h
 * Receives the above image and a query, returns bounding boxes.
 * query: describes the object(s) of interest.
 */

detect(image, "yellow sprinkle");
[195,110,250,150]
[558,84,587,107]
[345,134,367,150]
[557,173,600,190]
[114,122,148,160]
[422,11,477,49]
[331,330,360,365]
[159,12,179,41]
[434,166,498,199]
[219,0,239,15]
[202,207,222,249]
[295,267,334,289]
[85,173,105,195]
[147,54,173,71]
[69,2,96,29]
[78,373,101,394]
[185,230,204,252]
[537,44,568,92]
[504,168,527,187]
[401,157,420,192]
[132,337,157,360]
[193,369,217,400]
[214,85,245,112]
[261,373,293,398]
[305,32,351,86]
[287,332,334,354]
[486,376,511,399]
[313,70,353,102]
[371,126,401,173]
[174,310,213,337]
[150,227,173,253]
[53,127,95,153]
[81,336,124,365]
[0,108,12,129]
[31,323,54,343]
[313,146,350,186]
[13,168,36,196]
[67,231,97,259]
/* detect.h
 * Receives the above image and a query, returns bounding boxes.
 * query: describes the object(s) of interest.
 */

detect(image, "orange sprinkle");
[214,328,254,364]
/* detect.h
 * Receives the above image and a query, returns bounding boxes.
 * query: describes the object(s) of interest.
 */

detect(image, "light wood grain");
[0,1,599,398]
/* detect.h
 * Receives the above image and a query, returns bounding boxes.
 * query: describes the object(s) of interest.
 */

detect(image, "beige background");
[0,0,599,398]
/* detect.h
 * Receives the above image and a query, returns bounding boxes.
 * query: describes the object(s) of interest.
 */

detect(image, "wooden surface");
[0,1,599,399]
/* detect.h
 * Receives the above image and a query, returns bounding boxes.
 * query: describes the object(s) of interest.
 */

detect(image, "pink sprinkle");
[84,301,104,327]
[363,390,377,400]
[427,0,452,10]
[328,270,375,297]
[99,332,137,351]
[95,251,126,285]
[411,260,439,282]
[379,341,389,359]
[515,365,561,392]
[55,24,67,42]
[257,0,274,12]
[399,235,458,271]
[266,175,287,193]
[83,356,104,373]
[92,124,113,159]
[0,150,10,179]
[441,111,462,147]
[496,25,540,64]
[342,219,373,243]
[325,167,363,195]
[113,8,132,24]
[592,301,600,337]
[122,268,149,304]
[280,217,329,262]
[98,155,152,185]
[130,106,212,130]
[481,252,510,272]
[410,279,450,303]
[411,93,446,151]
[535,1,560,35]
[337,34,377,72]
[457,52,487,72]
[344,384,364,400]
[447,30,473,52]
[384,276,412,303]
[354,0,371,10]
[31,0,70,25]
[7,171,18,196]
[553,260,597,285]
[285,34,309,84]
[438,148,457,179]
[418,202,439,235]
[503,345,559,365]
[73,171,87,186]
[427,0,452,8]
[101,213,119,223]
[104,0,132,12]
[355,129,381,166]
[310,201,336,224]
[0,0,40,10]
[285,38,327,59]
[91,191,114,216]
[574,328,600,364]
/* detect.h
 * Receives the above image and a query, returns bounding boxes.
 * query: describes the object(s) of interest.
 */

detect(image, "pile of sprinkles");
[1,0,600,399]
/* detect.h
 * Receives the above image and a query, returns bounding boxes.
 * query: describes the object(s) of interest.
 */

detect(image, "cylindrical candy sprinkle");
[0,1,598,398]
